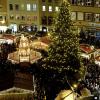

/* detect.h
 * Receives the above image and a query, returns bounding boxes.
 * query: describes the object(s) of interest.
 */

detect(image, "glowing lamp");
[1,20,5,24]
[55,90,76,100]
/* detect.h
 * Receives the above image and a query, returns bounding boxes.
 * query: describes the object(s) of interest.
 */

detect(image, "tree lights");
[42,0,85,82]
[37,0,85,99]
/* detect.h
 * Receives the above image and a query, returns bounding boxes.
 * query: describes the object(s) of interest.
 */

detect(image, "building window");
[21,4,25,10]
[77,0,85,6]
[15,4,19,11]
[42,6,46,11]
[95,0,100,7]
[9,4,13,10]
[27,16,31,21]
[55,6,59,12]
[42,0,45,2]
[33,16,37,21]
[16,15,20,20]
[70,0,77,5]
[49,6,52,12]
[10,15,14,20]
[71,12,77,21]
[4,16,6,21]
[94,14,100,22]
[48,0,52,3]
[21,16,25,20]
[0,16,3,21]
[77,12,84,20]
[48,16,53,25]
[33,4,37,11]
[42,16,47,25]
[85,0,93,6]
[85,13,93,21]
[27,4,31,11]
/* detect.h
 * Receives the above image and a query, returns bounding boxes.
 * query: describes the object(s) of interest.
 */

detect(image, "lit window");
[27,4,31,11]
[71,12,76,21]
[94,14,100,22]
[77,12,84,20]
[85,0,93,6]
[49,6,52,12]
[55,6,59,12]
[42,6,46,11]
[33,4,37,11]
[16,15,20,20]
[95,0,100,7]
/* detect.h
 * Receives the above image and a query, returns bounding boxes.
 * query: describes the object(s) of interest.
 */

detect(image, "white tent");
[0,87,34,100]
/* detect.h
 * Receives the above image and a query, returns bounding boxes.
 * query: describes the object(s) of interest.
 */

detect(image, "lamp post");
[62,83,77,100]
[55,79,78,100]
[62,90,76,100]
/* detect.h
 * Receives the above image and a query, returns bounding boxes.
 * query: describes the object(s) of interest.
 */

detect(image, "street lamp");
[62,90,76,100]
[1,20,5,24]
[55,82,78,100]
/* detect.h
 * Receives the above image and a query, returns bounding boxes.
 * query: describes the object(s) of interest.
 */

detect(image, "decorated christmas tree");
[38,0,85,99]
[42,0,84,83]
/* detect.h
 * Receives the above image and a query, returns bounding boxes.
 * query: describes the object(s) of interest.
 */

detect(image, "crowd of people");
[84,63,100,96]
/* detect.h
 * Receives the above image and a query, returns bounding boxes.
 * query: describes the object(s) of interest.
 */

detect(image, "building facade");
[69,0,100,33]
[38,0,60,31]
[7,0,40,32]
[0,0,8,32]
[0,0,100,33]
[0,0,60,32]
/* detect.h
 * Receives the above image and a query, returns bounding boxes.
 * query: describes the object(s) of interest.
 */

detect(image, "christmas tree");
[38,0,85,99]
[42,0,84,83]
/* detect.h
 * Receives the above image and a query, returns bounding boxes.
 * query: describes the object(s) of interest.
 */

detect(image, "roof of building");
[3,34,15,40]
[80,44,95,54]
[39,36,51,44]
[0,87,34,100]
